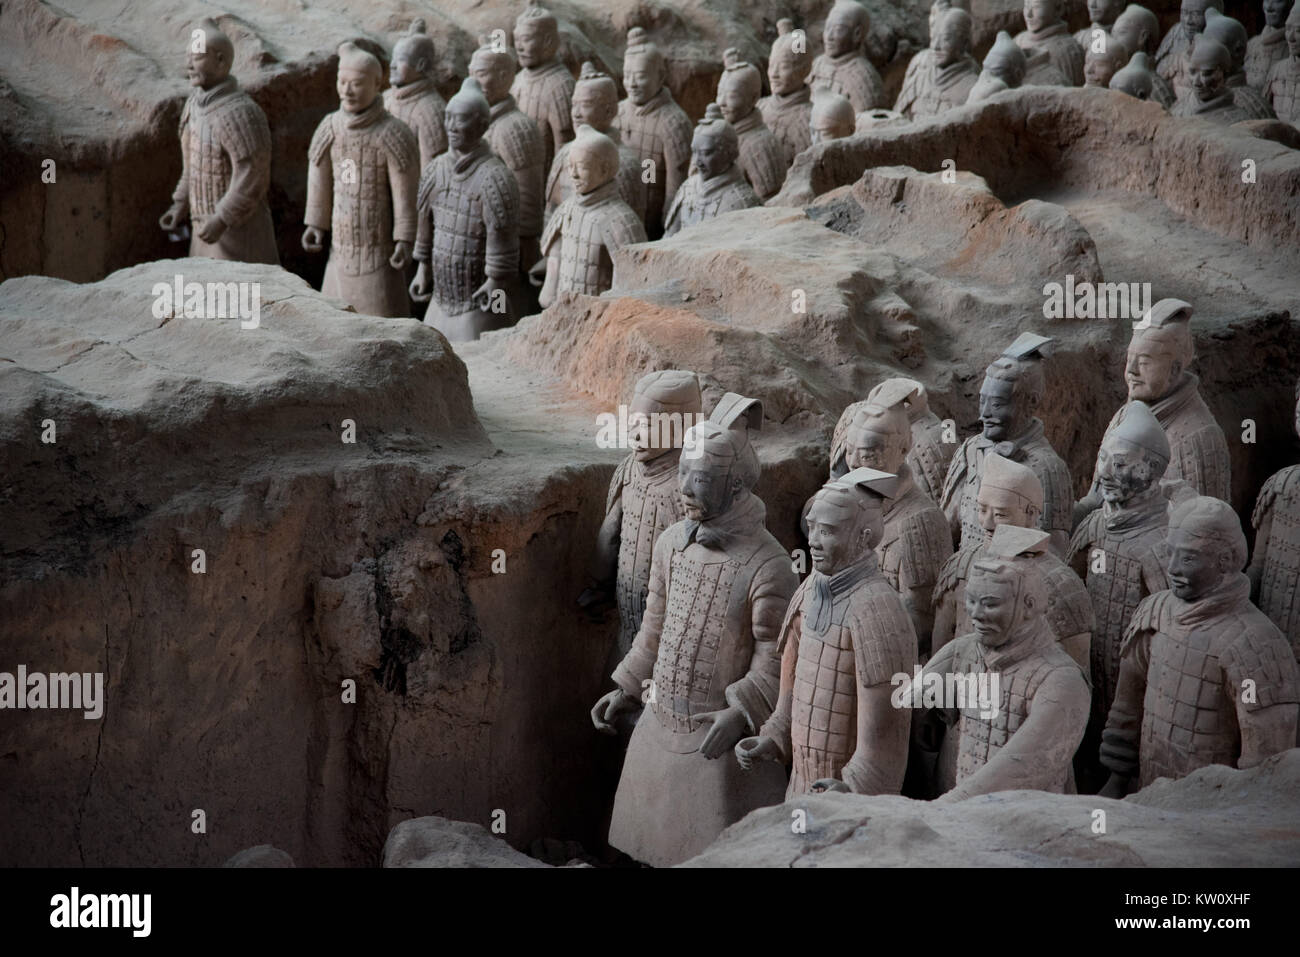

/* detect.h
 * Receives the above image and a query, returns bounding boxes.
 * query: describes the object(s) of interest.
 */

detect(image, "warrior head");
[869,377,930,422]
[1265,0,1295,30]
[572,63,619,132]
[1096,401,1170,509]
[445,77,492,153]
[468,35,517,105]
[1112,5,1160,57]
[628,369,703,463]
[805,467,899,573]
[679,393,763,520]
[824,0,870,59]
[769,19,813,95]
[1180,0,1224,37]
[336,41,383,113]
[977,453,1043,547]
[391,18,437,86]
[1166,495,1247,601]
[692,104,739,179]
[568,124,620,196]
[717,49,763,122]
[1023,0,1064,35]
[1125,298,1193,402]
[983,31,1027,86]
[1202,8,1248,72]
[929,0,971,42]
[1110,51,1156,99]
[934,8,974,67]
[966,526,1051,648]
[1088,0,1126,27]
[1085,33,1130,87]
[188,18,234,90]
[514,1,560,69]
[624,27,668,106]
[810,92,856,143]
[981,332,1051,442]
[840,399,912,477]
[1289,3,1300,58]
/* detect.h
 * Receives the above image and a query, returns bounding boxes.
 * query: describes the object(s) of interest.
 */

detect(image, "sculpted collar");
[731,109,763,136]
[823,48,865,69]
[934,55,978,90]
[576,178,621,207]
[975,416,1045,460]
[977,618,1055,671]
[450,141,492,178]
[490,95,518,122]
[194,76,238,111]
[807,553,879,636]
[390,77,435,101]
[1258,26,1285,49]
[633,86,673,116]
[1148,372,1200,422]
[772,85,811,108]
[1171,572,1251,627]
[636,449,680,480]
[1102,488,1167,533]
[681,488,766,551]
[1182,89,1236,114]
[1023,21,1070,44]
[523,59,568,79]
[698,163,745,197]
[881,465,916,523]
[343,97,387,130]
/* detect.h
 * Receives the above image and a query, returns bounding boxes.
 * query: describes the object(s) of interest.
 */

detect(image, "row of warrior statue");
[582,310,1300,867]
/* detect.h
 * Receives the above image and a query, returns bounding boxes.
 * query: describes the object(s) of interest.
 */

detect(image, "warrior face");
[1125,331,1183,402]
[337,66,381,113]
[844,425,904,474]
[1181,0,1216,36]
[1112,15,1151,58]
[768,46,807,96]
[390,37,430,87]
[965,572,1022,647]
[469,52,514,105]
[933,14,970,67]
[823,6,866,59]
[976,484,1038,546]
[1087,0,1122,24]
[571,84,617,132]
[567,139,613,196]
[1023,0,1059,34]
[624,52,665,106]
[806,498,857,574]
[444,96,489,153]
[692,129,735,179]
[1189,43,1228,97]
[717,74,758,124]
[678,447,742,522]
[1265,0,1293,29]
[1095,436,1157,506]
[1288,14,1300,57]
[978,374,1029,442]
[1085,42,1126,87]
[514,19,557,69]
[1166,526,1226,601]
[187,30,232,89]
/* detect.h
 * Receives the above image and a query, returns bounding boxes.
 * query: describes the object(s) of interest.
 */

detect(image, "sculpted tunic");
[894,50,979,118]
[1265,57,1300,124]
[616,87,693,233]
[876,468,952,655]
[730,109,786,201]
[608,491,796,867]
[485,96,545,239]
[173,77,278,264]
[383,78,448,170]
[663,166,760,237]
[306,99,419,317]
[540,179,646,297]
[810,50,887,111]
[511,58,575,174]
[908,411,957,505]
[1246,27,1289,89]
[1014,22,1085,85]
[758,86,813,166]
[1101,575,1300,789]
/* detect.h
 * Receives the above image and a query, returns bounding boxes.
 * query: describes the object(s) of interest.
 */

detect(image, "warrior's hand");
[301,226,326,254]
[734,735,779,770]
[389,241,411,271]
[197,216,227,244]
[472,276,507,313]
[158,204,186,232]
[698,706,748,760]
[1098,772,1130,800]
[527,257,548,288]
[591,688,638,735]
[809,778,850,794]
[409,262,433,303]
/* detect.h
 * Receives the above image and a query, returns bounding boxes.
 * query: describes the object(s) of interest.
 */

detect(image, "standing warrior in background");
[760,19,815,166]
[868,378,956,507]
[537,125,646,307]
[510,2,575,174]
[579,371,703,664]
[303,42,418,318]
[616,27,693,238]
[591,395,795,867]
[715,50,786,201]
[1246,0,1295,89]
[941,332,1073,557]
[1156,0,1223,94]
[1109,51,1164,104]
[1076,0,1126,50]
[1112,5,1177,106]
[469,37,545,274]
[1248,379,1300,665]
[1074,299,1230,528]
[1200,9,1275,116]
[968,31,1028,103]
[895,8,980,118]
[1084,34,1130,88]
[410,78,520,342]
[545,63,644,226]
[1263,3,1300,122]
[663,105,760,237]
[1015,0,1085,85]
[736,469,917,797]
[810,0,887,111]
[161,18,278,265]
[1100,497,1300,796]
[384,19,448,171]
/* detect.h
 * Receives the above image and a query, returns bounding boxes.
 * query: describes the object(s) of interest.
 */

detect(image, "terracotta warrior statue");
[1015,0,1085,86]
[716,50,786,201]
[538,125,647,306]
[735,469,917,797]
[1085,33,1130,88]
[832,396,951,656]
[410,78,521,342]
[896,8,980,118]
[968,31,1028,103]
[1155,0,1223,94]
[510,2,575,175]
[940,332,1073,558]
[161,18,277,264]
[1246,0,1295,89]
[617,27,693,238]
[809,0,886,111]
[933,453,1093,669]
[579,371,703,663]
[591,395,796,867]
[469,37,545,273]
[915,525,1091,801]
[304,42,419,318]
[928,0,971,41]
[545,63,643,227]
[1067,402,1173,787]
[810,91,857,142]
[384,19,448,171]
[1112,5,1177,106]
[1263,2,1300,121]
[759,19,814,166]
[1074,300,1230,527]
[1099,496,1300,797]
[1076,0,1125,50]
[1200,9,1276,116]
[866,378,956,507]
[1109,51,1162,103]
[1248,379,1300,663]
[663,105,760,237]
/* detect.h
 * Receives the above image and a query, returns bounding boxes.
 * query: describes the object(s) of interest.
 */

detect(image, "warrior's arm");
[304,152,333,232]
[389,152,419,245]
[611,533,669,695]
[841,597,917,795]
[1246,506,1273,599]
[757,608,801,763]
[170,121,191,214]
[1099,630,1152,779]
[725,555,797,734]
